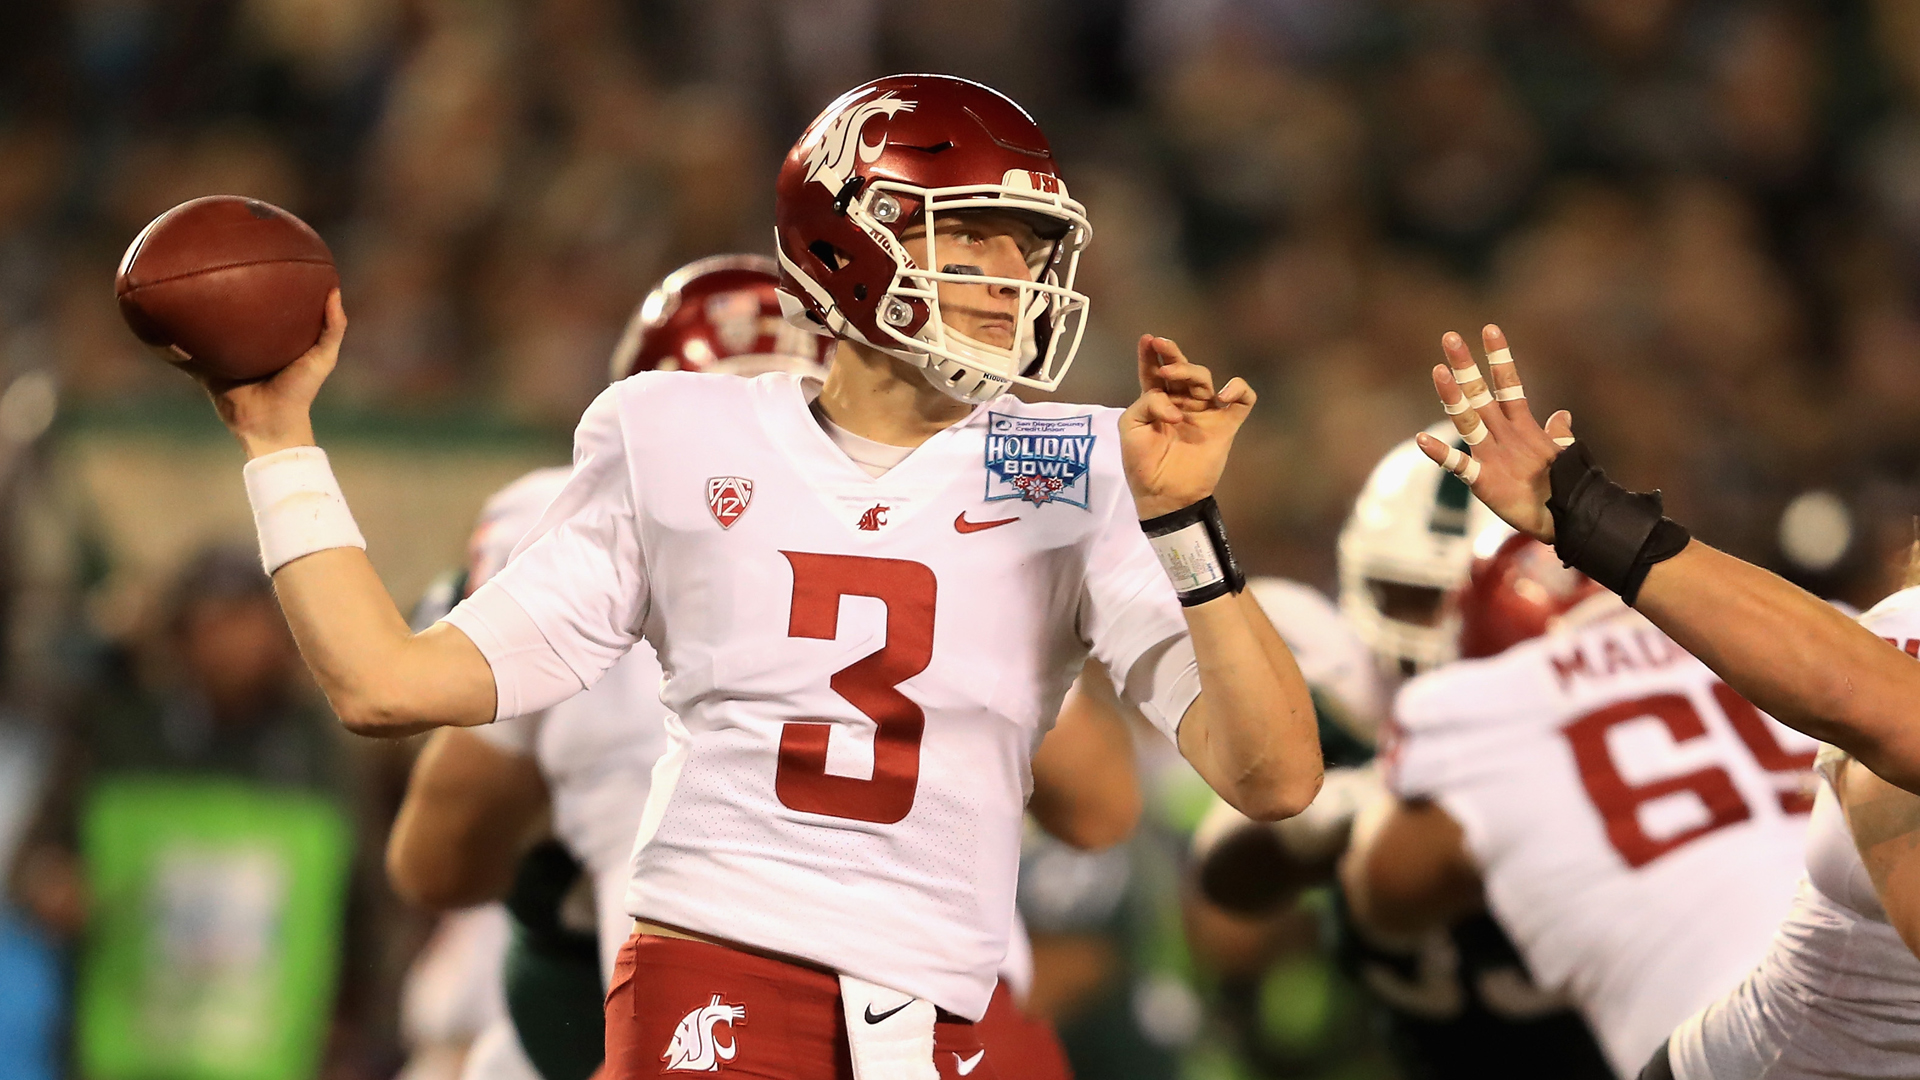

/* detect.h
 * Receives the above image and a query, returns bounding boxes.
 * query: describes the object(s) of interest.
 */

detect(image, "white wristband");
[1148,521,1227,595]
[243,446,367,573]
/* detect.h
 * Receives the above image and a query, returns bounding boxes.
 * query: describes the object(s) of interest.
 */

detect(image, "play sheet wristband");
[244,446,367,574]
[1142,496,1246,606]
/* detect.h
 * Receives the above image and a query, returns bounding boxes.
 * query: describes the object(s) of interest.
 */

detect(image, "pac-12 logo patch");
[985,412,1093,508]
[707,477,754,529]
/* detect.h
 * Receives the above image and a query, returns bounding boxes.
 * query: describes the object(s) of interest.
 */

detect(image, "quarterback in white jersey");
[1347,535,1816,1077]
[1659,585,1920,1080]
[216,73,1318,1080]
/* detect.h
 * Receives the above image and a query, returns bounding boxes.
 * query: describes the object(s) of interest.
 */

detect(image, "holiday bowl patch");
[985,412,1093,508]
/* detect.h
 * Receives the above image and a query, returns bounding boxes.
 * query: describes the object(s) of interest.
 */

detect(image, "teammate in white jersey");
[1344,533,1816,1076]
[1646,579,1920,1080]
[207,74,1320,1080]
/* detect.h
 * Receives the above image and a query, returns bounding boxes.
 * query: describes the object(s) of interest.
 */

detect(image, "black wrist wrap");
[1546,442,1691,605]
[1141,496,1248,607]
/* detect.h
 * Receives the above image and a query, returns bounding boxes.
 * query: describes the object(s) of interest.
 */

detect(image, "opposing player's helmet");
[610,254,833,382]
[1338,424,1506,676]
[1458,533,1607,660]
[774,74,1091,404]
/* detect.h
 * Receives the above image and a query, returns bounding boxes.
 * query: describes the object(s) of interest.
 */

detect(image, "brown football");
[115,196,338,382]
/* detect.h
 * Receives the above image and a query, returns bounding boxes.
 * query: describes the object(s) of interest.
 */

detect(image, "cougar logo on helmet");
[803,92,915,196]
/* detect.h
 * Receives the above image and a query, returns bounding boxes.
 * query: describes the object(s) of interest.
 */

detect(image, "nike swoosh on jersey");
[954,511,1018,533]
[956,1050,986,1076]
[863,1000,914,1024]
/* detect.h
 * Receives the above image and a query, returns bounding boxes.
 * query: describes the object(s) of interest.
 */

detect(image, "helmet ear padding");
[808,242,848,274]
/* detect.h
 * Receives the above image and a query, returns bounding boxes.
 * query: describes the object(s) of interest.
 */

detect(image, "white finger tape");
[1493,385,1525,401]
[1487,347,1514,366]
[1443,398,1471,415]
[1466,390,1495,409]
[1553,436,1577,447]
[1441,447,1481,485]
[1461,422,1488,446]
[1450,364,1487,386]
[244,446,367,574]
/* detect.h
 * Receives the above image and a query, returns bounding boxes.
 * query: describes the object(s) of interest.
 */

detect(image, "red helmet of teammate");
[774,74,1092,404]
[1458,533,1609,660]
[609,254,833,382]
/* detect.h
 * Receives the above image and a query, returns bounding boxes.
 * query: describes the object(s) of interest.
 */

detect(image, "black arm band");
[1141,496,1247,607]
[1546,442,1691,605]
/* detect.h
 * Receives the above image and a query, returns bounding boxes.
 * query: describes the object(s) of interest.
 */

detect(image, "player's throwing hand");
[202,289,346,459]
[1416,325,1574,544]
[1120,335,1256,519]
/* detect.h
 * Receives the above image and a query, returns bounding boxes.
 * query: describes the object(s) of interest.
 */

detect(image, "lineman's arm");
[1835,756,1920,958]
[1030,661,1143,851]
[1416,325,1920,794]
[387,727,550,909]
[202,292,499,736]
[1120,336,1322,822]
[1338,796,1484,938]
[1633,550,1920,793]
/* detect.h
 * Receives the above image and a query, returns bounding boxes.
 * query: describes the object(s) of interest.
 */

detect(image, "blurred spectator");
[9,545,374,1080]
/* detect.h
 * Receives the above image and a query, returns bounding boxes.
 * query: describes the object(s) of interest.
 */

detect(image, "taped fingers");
[1435,365,1490,445]
[1480,327,1529,417]
[1452,365,1495,409]
[1546,410,1576,448]
[1441,446,1481,485]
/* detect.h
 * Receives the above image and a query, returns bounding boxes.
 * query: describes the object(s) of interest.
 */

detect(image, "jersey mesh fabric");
[1386,608,1815,1076]
[444,371,1201,1018]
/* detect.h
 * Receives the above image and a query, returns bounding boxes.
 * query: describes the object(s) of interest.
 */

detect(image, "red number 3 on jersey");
[776,552,936,824]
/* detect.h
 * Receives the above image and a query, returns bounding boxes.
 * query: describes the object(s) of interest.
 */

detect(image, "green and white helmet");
[1337,423,1509,676]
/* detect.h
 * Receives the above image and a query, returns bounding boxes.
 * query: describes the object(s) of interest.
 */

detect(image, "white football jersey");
[1386,605,1816,1076]
[444,372,1200,1019]
[468,468,671,981]
[1669,587,1920,1080]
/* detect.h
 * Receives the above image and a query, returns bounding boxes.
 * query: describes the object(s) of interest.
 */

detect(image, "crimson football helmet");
[609,254,833,382]
[1457,532,1609,660]
[774,74,1091,404]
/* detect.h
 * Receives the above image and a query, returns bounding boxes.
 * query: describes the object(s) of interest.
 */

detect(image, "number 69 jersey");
[1383,606,1815,1077]
[443,371,1200,1021]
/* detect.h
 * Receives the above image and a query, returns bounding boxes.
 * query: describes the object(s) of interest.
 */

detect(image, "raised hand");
[1120,335,1256,518]
[1415,325,1573,543]
[200,288,345,459]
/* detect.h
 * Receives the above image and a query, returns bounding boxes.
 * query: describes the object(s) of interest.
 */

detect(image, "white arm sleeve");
[442,387,650,721]
[1080,487,1201,742]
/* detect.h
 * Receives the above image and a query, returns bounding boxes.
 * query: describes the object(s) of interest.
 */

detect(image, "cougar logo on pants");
[662,994,747,1072]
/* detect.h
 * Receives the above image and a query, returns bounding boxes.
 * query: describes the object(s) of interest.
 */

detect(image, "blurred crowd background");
[0,0,1918,1078]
